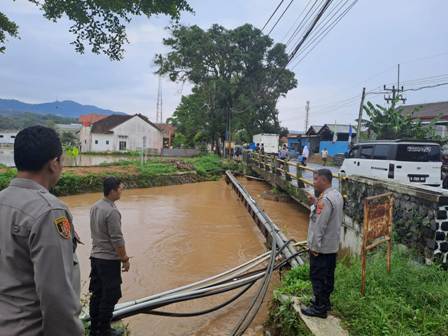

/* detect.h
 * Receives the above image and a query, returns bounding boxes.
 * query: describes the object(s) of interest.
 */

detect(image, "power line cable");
[291,0,357,68]
[288,0,334,64]
[285,0,320,48]
[261,0,286,32]
[404,82,448,92]
[281,0,313,42]
[267,0,296,36]
[294,0,350,55]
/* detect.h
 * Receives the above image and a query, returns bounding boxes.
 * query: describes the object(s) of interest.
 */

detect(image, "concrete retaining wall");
[244,154,448,267]
[161,148,200,157]
[341,176,448,266]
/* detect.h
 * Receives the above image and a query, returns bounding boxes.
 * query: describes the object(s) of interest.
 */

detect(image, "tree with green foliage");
[0,111,77,130]
[156,24,297,154]
[1,0,192,60]
[60,131,79,147]
[362,100,440,141]
[172,133,187,148]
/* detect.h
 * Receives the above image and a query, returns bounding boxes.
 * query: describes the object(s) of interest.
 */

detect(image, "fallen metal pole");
[225,170,304,267]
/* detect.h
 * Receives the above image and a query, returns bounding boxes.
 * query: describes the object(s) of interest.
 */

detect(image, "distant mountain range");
[0,98,126,118]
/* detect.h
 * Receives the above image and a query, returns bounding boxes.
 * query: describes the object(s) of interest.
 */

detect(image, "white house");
[80,114,163,153]
[0,130,18,145]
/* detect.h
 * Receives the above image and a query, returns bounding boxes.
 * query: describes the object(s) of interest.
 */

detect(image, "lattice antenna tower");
[156,75,163,123]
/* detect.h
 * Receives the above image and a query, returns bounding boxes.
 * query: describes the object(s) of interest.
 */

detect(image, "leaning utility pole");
[305,101,310,132]
[356,87,366,144]
[384,64,406,105]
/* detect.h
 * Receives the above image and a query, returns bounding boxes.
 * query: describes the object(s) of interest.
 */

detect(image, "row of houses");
[287,124,357,156]
[287,101,448,157]
[0,113,176,153]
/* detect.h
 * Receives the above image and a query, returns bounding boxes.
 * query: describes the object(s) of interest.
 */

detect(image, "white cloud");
[0,0,447,128]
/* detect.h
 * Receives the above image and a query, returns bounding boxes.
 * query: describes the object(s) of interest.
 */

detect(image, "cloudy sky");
[1,0,447,131]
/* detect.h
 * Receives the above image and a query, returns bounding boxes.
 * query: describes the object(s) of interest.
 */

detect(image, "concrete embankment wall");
[245,159,448,267]
[50,171,205,196]
[341,176,448,266]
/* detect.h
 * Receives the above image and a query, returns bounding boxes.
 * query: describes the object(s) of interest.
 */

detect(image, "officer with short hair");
[89,176,129,336]
[0,126,83,335]
[301,168,344,319]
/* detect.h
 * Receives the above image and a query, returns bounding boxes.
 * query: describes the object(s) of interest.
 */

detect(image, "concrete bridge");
[243,151,448,268]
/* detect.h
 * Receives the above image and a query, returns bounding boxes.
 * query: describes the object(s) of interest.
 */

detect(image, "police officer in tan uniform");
[301,168,344,319]
[89,176,129,336]
[0,126,83,336]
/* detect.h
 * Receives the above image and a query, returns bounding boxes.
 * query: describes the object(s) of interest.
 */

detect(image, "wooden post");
[285,160,291,181]
[272,156,277,174]
[296,161,302,181]
[387,197,393,273]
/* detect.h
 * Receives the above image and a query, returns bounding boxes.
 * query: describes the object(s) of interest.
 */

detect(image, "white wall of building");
[0,131,18,145]
[91,133,114,152]
[80,115,163,153]
[112,116,163,152]
[80,126,92,152]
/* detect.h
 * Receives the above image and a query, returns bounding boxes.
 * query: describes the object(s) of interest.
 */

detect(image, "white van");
[340,141,442,187]
[252,133,279,154]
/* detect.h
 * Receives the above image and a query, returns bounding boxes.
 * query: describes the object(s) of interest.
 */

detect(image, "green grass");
[274,248,448,336]
[266,296,312,336]
[187,154,224,176]
[0,154,233,194]
[138,161,178,175]
[0,167,17,190]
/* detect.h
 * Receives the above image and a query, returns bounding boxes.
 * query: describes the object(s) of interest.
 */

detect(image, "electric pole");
[356,87,366,144]
[384,64,406,105]
[156,75,163,123]
[305,101,310,132]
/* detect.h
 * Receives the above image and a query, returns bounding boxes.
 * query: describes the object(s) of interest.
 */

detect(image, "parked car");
[340,140,442,187]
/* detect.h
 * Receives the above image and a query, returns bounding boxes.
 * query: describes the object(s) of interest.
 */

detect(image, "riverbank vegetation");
[0,154,240,195]
[268,248,448,336]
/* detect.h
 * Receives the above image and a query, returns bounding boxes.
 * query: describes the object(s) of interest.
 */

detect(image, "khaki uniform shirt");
[90,198,125,260]
[307,187,344,254]
[0,178,83,336]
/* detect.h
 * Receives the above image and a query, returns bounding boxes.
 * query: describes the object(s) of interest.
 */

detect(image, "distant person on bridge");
[0,126,83,336]
[89,177,129,336]
[302,169,343,319]
[279,144,289,170]
[260,143,265,155]
[321,148,329,166]
[301,145,310,166]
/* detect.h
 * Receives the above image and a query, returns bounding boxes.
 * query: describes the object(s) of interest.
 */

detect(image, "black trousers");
[89,258,122,335]
[309,252,337,311]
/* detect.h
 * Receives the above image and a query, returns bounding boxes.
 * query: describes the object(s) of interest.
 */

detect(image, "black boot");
[301,305,328,319]
[309,297,332,311]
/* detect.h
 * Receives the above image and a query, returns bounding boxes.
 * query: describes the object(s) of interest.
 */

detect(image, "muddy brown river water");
[64,178,308,335]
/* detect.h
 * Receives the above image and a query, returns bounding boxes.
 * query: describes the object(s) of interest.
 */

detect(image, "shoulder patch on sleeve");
[54,216,71,239]
[316,200,325,215]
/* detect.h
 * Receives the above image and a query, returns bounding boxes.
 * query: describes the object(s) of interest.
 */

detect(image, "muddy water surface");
[64,179,308,335]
